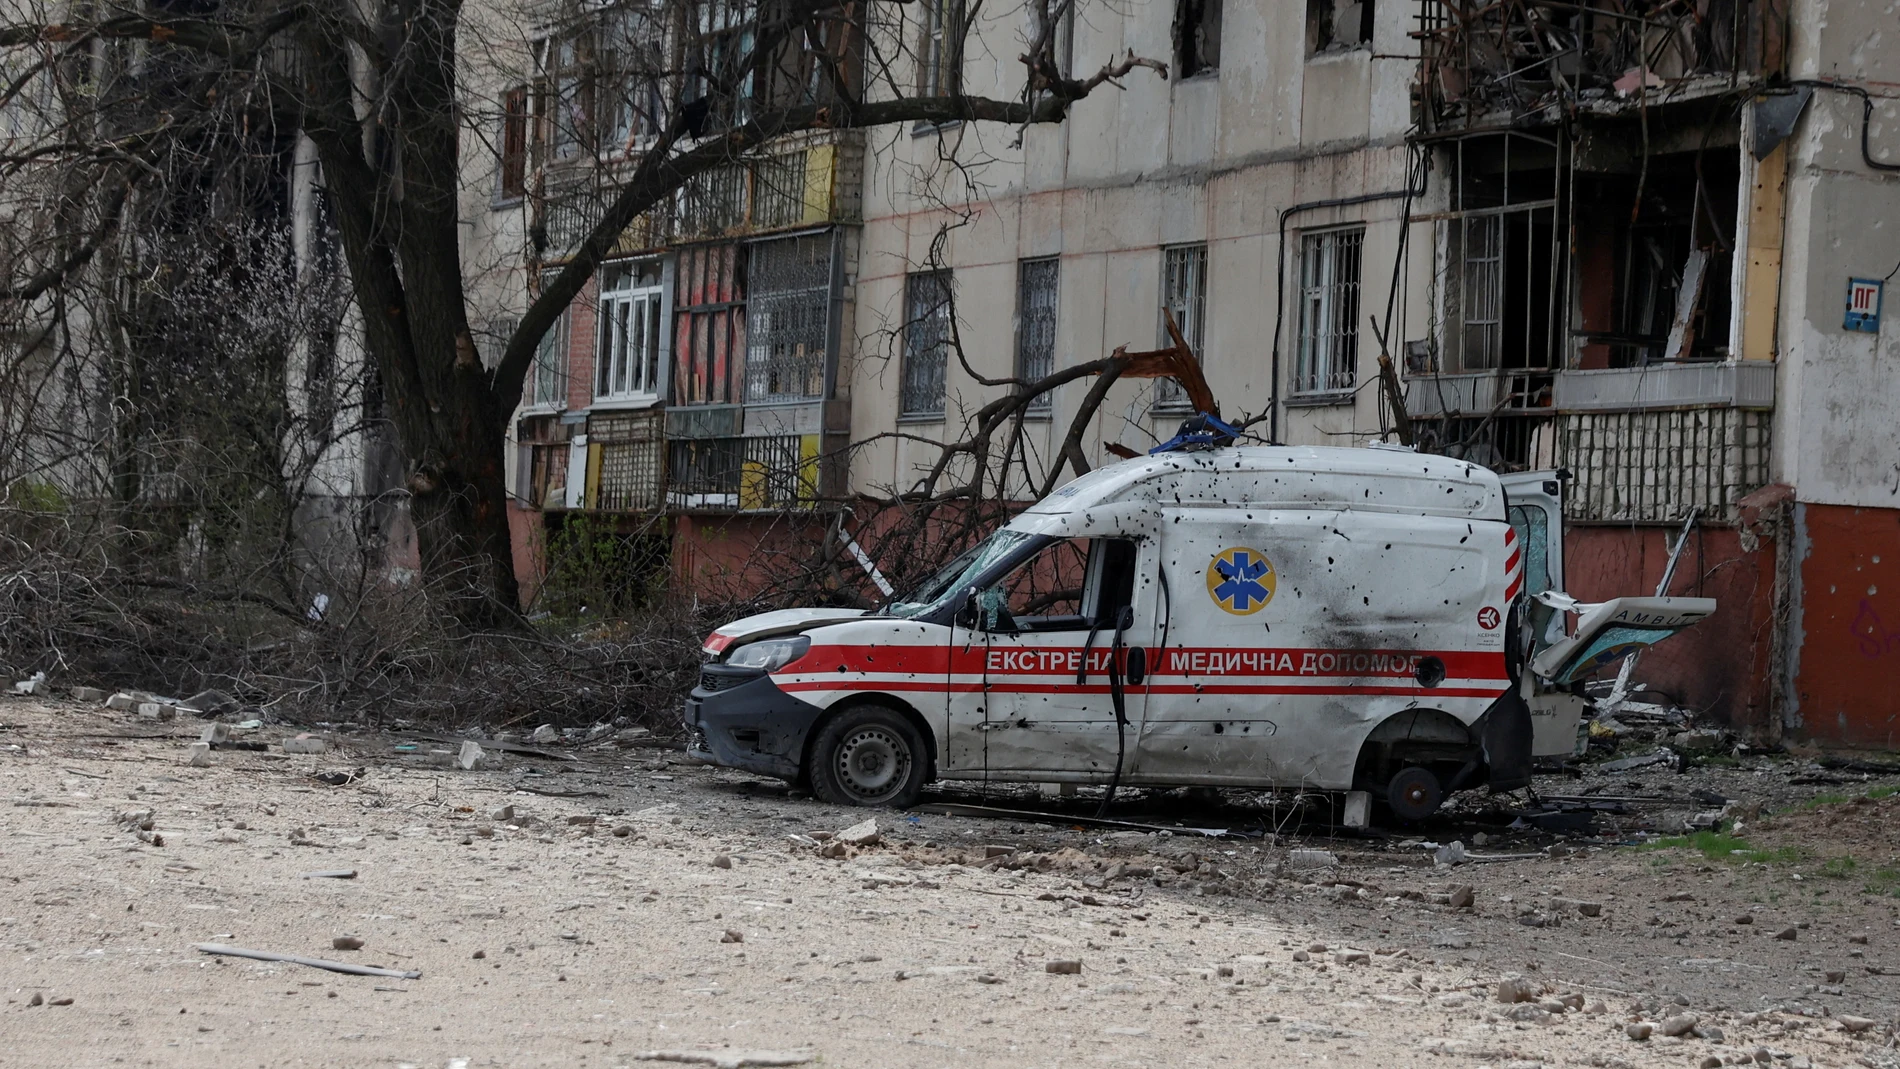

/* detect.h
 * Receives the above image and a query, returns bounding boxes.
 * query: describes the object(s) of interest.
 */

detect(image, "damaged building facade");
[480,0,1899,745]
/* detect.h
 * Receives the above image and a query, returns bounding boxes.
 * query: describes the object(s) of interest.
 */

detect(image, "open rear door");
[1531,596,1718,685]
[1498,470,1581,757]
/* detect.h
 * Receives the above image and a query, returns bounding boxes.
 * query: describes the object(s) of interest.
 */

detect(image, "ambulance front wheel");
[809,705,928,809]
[1386,766,1444,822]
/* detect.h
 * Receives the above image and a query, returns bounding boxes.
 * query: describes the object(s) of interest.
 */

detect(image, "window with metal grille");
[1015,258,1058,413]
[673,244,746,406]
[1156,245,1207,408]
[597,259,665,402]
[742,435,811,509]
[902,270,953,417]
[590,411,665,512]
[1295,228,1363,394]
[668,437,745,509]
[918,0,963,96]
[746,234,832,403]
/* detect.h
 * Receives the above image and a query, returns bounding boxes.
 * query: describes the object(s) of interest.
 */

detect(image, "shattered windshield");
[881,529,1038,619]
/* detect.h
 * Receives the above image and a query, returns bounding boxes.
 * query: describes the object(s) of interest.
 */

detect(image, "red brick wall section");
[507,506,547,609]
[566,279,598,412]
[1794,503,1900,748]
[1562,524,1775,734]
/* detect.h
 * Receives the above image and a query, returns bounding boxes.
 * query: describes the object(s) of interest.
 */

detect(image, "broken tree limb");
[192,942,422,979]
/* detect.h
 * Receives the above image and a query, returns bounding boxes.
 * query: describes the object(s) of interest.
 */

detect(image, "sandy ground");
[6,693,1900,1069]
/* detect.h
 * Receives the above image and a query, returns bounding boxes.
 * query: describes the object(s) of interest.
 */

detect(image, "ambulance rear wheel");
[1386,766,1444,822]
[809,705,928,809]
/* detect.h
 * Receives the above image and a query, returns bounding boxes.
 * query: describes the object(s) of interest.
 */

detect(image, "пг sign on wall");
[1846,278,1884,334]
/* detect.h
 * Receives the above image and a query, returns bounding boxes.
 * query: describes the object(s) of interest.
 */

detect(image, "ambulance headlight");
[725,635,810,672]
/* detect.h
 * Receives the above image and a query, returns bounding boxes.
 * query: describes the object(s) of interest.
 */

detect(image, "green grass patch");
[1822,856,1859,878]
[1639,831,1802,864]
[1864,866,1900,897]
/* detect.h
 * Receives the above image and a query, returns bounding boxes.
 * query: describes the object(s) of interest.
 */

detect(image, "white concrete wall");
[1775,0,1900,509]
[849,0,1426,500]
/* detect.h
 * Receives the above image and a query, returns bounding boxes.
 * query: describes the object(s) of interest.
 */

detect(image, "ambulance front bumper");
[683,666,826,780]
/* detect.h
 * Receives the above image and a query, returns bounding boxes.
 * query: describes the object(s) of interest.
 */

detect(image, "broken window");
[1307,0,1372,55]
[596,259,665,402]
[673,244,746,406]
[516,415,570,509]
[1015,258,1059,413]
[1157,244,1208,408]
[498,85,528,199]
[975,538,1138,633]
[1433,134,1565,374]
[918,0,963,96]
[1175,0,1223,78]
[745,234,833,403]
[902,270,953,418]
[1295,228,1363,394]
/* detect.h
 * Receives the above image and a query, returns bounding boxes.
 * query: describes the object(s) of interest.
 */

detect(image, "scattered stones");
[28,992,43,1007]
[473,950,486,959]
[1837,1015,1878,1033]
[179,690,239,716]
[491,805,516,823]
[1775,927,1799,941]
[1850,934,1871,945]
[139,702,177,721]
[611,825,634,838]
[105,692,141,712]
[566,814,597,826]
[12,673,45,695]
[531,724,558,744]
[427,749,455,767]
[1736,915,1754,925]
[48,997,72,1007]
[1664,892,1696,903]
[1553,897,1603,917]
[1697,1025,1727,1042]
[283,733,331,754]
[332,936,365,951]
[1626,1023,1654,1041]
[711,855,732,869]
[455,740,485,770]
[1505,1004,1550,1023]
[1700,1056,1724,1069]
[837,818,880,846]
[1447,885,1476,909]
[200,723,231,746]
[1333,950,1371,965]
[1045,959,1082,974]
[70,686,108,702]
[1827,970,1848,983]
[1659,1014,1700,1037]
[1288,849,1339,870]
[1291,950,1310,962]
[1584,1001,1608,1015]
[185,742,212,768]
[720,929,743,943]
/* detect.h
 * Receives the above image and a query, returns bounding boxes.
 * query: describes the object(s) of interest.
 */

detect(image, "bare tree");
[0,0,1167,628]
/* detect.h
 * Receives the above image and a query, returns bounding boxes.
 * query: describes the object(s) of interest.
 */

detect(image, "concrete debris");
[138,702,176,721]
[185,742,211,767]
[1626,1022,1654,1040]
[1447,885,1476,908]
[1496,977,1540,1003]
[105,692,140,712]
[1287,848,1338,870]
[1505,1003,1550,1023]
[711,854,732,869]
[284,734,332,754]
[69,686,107,702]
[1045,959,1082,974]
[1774,926,1798,941]
[12,672,46,695]
[1698,1056,1723,1069]
[631,1050,814,1068]
[490,805,515,823]
[200,723,230,746]
[455,740,485,770]
[1552,897,1604,917]
[1429,929,1471,949]
[837,818,880,846]
[1333,950,1371,965]
[566,814,596,826]
[1671,729,1728,753]
[1836,1015,1878,1033]
[531,724,558,744]
[1601,750,1679,773]
[1434,841,1468,866]
[427,749,455,767]
[720,929,743,943]
[332,936,365,951]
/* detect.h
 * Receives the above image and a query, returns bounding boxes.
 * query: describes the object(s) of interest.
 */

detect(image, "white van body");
[685,445,1711,815]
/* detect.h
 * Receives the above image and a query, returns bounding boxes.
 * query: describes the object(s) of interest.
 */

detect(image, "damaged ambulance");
[685,442,1712,821]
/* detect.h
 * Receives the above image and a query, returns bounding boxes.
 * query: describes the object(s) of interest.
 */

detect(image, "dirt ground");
[8,693,1900,1069]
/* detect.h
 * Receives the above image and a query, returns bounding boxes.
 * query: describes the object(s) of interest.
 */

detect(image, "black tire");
[808,705,929,808]
[1386,765,1444,822]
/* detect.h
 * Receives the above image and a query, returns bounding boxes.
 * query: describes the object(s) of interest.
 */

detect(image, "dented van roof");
[1020,444,1505,521]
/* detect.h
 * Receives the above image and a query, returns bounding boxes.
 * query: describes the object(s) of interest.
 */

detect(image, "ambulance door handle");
[1126,647,1148,685]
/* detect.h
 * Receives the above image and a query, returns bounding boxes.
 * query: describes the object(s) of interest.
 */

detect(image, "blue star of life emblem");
[1207,547,1276,615]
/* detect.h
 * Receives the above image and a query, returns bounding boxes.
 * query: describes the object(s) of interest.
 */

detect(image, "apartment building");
[484,0,1900,745]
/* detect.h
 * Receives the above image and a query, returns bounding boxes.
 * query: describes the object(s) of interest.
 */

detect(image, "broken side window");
[1432,134,1565,374]
[1307,0,1373,55]
[979,538,1138,633]
[1174,0,1222,78]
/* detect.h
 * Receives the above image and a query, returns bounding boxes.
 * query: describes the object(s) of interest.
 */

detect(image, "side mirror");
[954,588,979,629]
[1126,646,1148,685]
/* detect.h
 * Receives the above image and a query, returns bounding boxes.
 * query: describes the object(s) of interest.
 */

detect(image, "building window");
[541,34,590,161]
[918,0,963,96]
[596,260,665,402]
[683,1,757,134]
[674,243,746,406]
[746,234,833,403]
[1307,0,1373,55]
[1175,0,1223,78]
[530,306,569,408]
[1015,258,1059,413]
[1295,228,1363,394]
[599,7,665,153]
[1157,245,1208,408]
[902,270,953,418]
[499,86,528,199]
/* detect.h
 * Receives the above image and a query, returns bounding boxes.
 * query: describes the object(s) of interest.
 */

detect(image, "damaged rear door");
[1530,596,1718,685]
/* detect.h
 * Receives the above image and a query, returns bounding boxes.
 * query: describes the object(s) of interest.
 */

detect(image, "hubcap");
[836,726,910,800]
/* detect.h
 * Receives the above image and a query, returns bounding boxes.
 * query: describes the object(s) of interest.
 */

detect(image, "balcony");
[1407,362,1775,420]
